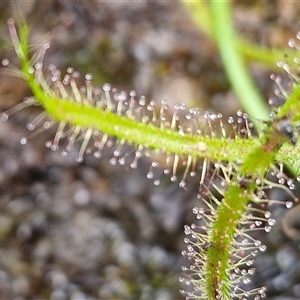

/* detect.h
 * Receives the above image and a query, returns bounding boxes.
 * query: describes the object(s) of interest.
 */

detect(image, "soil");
[0,1,300,299]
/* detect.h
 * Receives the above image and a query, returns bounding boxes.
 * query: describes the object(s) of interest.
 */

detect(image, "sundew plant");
[2,2,300,300]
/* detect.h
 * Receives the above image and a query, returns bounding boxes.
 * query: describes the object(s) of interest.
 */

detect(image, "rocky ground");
[0,1,300,299]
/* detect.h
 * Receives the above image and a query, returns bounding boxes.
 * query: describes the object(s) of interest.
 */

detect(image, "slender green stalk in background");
[182,1,297,67]
[209,1,270,123]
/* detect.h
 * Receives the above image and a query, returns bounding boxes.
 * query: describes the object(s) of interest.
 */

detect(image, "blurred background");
[0,1,300,299]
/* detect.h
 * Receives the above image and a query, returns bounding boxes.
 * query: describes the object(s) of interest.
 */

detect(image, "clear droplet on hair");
[51,144,59,151]
[61,150,69,157]
[1,58,9,66]
[94,151,101,159]
[1,113,9,121]
[109,158,117,165]
[255,221,262,227]
[45,141,52,148]
[228,116,234,124]
[179,180,186,188]
[85,73,93,80]
[246,259,254,266]
[139,96,146,106]
[154,180,160,186]
[129,90,136,97]
[264,211,271,218]
[103,83,111,92]
[118,157,125,165]
[259,244,267,252]
[268,218,276,226]
[163,168,170,175]
[264,226,271,232]
[26,123,35,131]
[130,161,138,169]
[20,137,27,145]
[288,39,296,48]
[35,62,43,70]
[76,156,83,163]
[243,277,251,285]
[254,240,261,247]
[147,171,155,179]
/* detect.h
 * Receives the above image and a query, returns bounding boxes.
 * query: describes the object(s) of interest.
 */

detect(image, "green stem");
[210,1,270,124]
[182,1,296,68]
[8,18,300,168]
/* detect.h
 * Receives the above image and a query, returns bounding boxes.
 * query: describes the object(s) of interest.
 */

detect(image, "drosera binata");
[2,17,300,300]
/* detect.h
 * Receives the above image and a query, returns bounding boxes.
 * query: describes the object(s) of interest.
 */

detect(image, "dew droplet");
[246,259,254,266]
[228,116,234,124]
[264,226,271,232]
[26,123,35,131]
[254,240,261,247]
[264,211,271,218]
[44,121,51,129]
[61,150,69,157]
[129,90,136,97]
[118,157,125,165]
[45,141,52,148]
[1,58,9,66]
[192,207,198,214]
[67,67,74,74]
[76,156,83,163]
[20,137,27,145]
[152,161,159,168]
[243,277,251,284]
[103,83,111,92]
[1,113,9,121]
[109,158,117,165]
[43,42,50,50]
[268,218,276,226]
[35,62,43,70]
[196,214,203,220]
[85,73,93,80]
[242,239,248,244]
[288,39,296,48]
[72,71,80,79]
[130,161,138,169]
[51,144,59,151]
[179,180,186,188]
[255,178,262,185]
[286,201,293,208]
[113,150,121,157]
[185,113,192,120]
[147,171,154,179]
[259,244,267,252]
[94,151,101,158]
[139,96,146,106]
[289,184,295,190]
[163,168,170,175]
